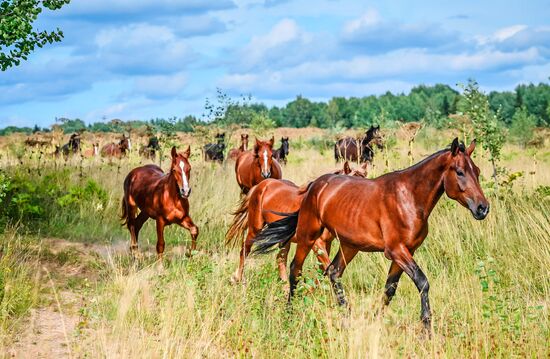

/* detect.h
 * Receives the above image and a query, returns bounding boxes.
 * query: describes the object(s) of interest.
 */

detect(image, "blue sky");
[1,0,549,128]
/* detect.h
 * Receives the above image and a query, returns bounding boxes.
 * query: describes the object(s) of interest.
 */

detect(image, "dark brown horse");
[228,133,249,161]
[254,138,489,332]
[226,161,366,283]
[235,137,282,194]
[58,133,81,160]
[272,137,289,165]
[101,135,131,158]
[121,146,199,259]
[334,125,383,163]
[203,133,225,163]
[139,136,160,160]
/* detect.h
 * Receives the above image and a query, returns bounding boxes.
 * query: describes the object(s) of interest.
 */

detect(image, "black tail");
[252,211,299,255]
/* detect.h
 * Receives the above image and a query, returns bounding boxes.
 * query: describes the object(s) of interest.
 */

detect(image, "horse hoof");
[230,273,244,285]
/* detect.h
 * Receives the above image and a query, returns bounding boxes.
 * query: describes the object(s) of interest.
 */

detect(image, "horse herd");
[120,126,489,334]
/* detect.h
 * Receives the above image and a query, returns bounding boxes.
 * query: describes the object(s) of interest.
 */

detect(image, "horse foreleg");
[389,245,431,332]
[383,261,404,305]
[155,219,166,261]
[180,216,199,256]
[326,244,358,307]
[276,241,291,282]
[313,230,333,272]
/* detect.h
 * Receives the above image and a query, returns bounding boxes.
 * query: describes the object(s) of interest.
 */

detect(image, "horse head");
[443,138,489,220]
[254,137,275,179]
[280,137,290,156]
[334,161,367,178]
[240,134,249,150]
[364,125,383,150]
[170,145,192,198]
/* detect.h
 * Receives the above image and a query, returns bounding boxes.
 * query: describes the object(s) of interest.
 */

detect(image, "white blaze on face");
[127,139,132,150]
[263,150,269,174]
[179,160,189,193]
[94,144,98,156]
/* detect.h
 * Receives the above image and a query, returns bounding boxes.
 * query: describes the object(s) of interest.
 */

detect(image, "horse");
[334,125,383,163]
[234,137,282,194]
[228,134,249,161]
[203,133,225,163]
[83,143,99,158]
[272,137,290,165]
[101,134,131,158]
[226,161,366,283]
[59,133,81,160]
[139,136,160,160]
[121,146,199,259]
[253,138,489,333]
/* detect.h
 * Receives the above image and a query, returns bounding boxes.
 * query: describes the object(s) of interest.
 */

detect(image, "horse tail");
[225,192,251,248]
[120,196,129,226]
[252,211,299,255]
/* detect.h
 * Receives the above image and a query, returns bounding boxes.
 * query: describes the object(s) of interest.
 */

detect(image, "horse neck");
[398,151,449,219]
[161,169,180,200]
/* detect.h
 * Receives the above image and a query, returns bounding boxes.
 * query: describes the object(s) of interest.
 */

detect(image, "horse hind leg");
[326,243,358,307]
[131,211,149,256]
[276,241,291,282]
[232,231,255,283]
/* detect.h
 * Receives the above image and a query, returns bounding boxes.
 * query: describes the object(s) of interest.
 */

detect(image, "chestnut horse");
[83,143,99,158]
[235,137,282,194]
[253,138,489,332]
[226,161,366,283]
[121,146,199,259]
[228,134,249,161]
[101,135,131,158]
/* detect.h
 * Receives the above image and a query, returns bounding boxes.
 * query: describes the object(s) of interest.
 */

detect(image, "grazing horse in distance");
[226,161,366,283]
[204,133,226,162]
[139,136,160,160]
[253,138,489,333]
[121,146,199,259]
[272,137,290,165]
[235,137,282,194]
[101,134,131,158]
[59,133,81,160]
[83,143,99,158]
[334,125,383,163]
[228,133,249,161]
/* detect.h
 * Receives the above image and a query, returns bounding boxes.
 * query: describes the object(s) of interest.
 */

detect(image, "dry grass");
[0,127,549,358]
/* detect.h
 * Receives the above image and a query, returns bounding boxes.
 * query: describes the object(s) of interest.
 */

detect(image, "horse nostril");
[477,204,487,215]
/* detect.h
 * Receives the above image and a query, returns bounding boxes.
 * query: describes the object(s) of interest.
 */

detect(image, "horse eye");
[456,169,465,177]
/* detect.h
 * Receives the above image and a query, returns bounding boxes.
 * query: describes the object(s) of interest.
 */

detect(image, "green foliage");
[0,0,70,70]
[250,112,275,133]
[461,79,505,183]
[0,173,9,204]
[510,106,537,147]
[56,180,108,208]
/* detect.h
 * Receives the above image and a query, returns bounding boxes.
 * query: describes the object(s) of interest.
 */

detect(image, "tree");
[510,106,537,147]
[461,79,504,185]
[1,0,71,71]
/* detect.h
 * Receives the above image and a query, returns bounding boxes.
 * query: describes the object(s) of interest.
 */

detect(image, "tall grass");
[0,130,549,357]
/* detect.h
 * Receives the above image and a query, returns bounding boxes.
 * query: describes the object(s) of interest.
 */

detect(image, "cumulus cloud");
[130,72,188,99]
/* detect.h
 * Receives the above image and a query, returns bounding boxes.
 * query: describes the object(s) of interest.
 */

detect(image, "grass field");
[0,127,549,358]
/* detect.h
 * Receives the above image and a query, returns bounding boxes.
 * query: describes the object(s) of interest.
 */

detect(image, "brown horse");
[121,146,199,259]
[101,135,131,158]
[235,137,282,194]
[253,138,489,332]
[228,133,249,161]
[83,143,99,158]
[334,125,383,163]
[226,161,366,283]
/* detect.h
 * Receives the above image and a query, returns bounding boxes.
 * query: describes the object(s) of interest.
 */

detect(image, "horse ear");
[343,161,351,174]
[466,139,476,156]
[183,145,191,158]
[171,146,177,159]
[254,138,260,153]
[269,136,275,147]
[450,138,460,156]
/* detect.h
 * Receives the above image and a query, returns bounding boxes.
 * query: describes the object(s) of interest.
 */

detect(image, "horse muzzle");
[470,202,489,220]
[180,188,191,198]
[261,171,271,179]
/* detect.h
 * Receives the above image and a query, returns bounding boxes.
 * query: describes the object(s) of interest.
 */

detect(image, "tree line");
[2,81,549,136]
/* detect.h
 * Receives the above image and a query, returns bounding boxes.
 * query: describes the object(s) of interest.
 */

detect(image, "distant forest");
[2,81,549,136]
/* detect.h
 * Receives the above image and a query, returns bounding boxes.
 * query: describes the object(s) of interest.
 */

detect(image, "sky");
[1,0,549,129]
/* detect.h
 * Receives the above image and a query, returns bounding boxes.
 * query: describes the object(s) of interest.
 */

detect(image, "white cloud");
[343,9,381,34]
[95,24,194,74]
[131,72,188,99]
[476,25,528,45]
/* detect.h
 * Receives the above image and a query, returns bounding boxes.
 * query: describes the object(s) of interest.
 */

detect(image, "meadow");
[0,127,548,358]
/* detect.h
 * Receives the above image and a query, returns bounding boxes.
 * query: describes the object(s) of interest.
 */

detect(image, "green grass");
[0,130,549,357]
